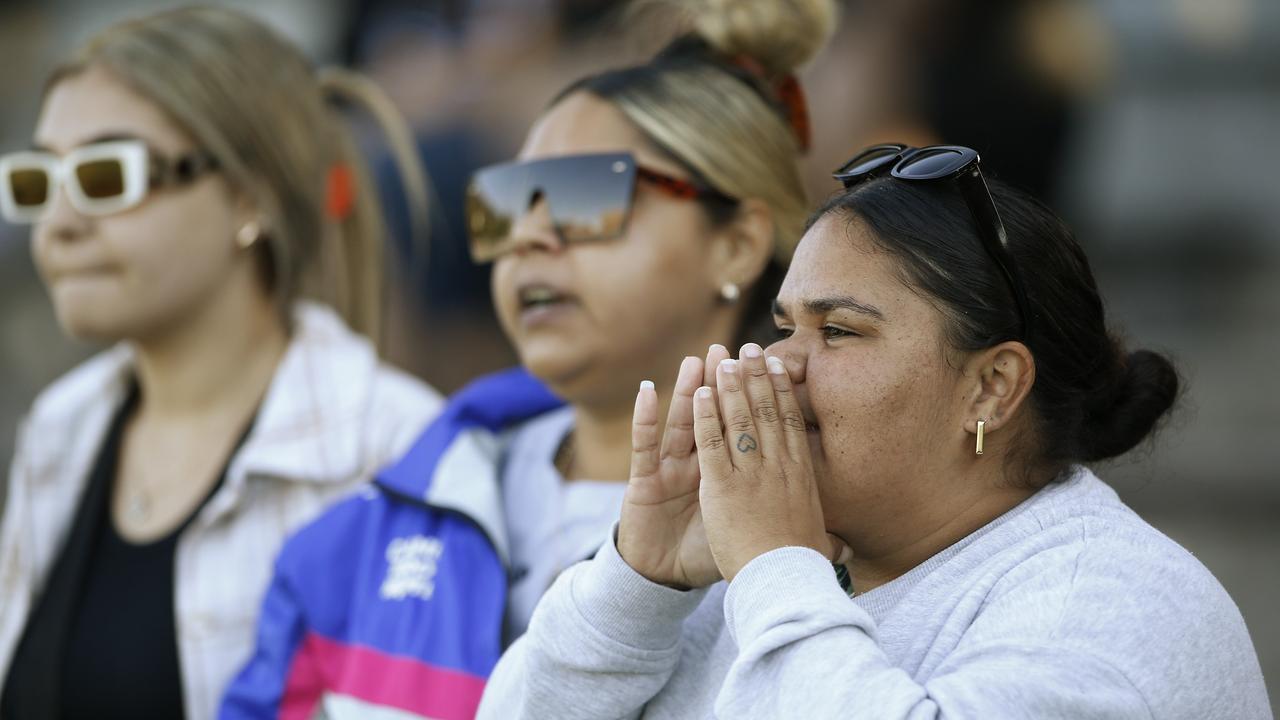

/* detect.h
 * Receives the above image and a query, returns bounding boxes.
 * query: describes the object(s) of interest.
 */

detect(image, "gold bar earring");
[975,420,985,455]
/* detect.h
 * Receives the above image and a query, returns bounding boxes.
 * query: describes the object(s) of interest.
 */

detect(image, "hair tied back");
[325,163,355,221]
[726,53,811,151]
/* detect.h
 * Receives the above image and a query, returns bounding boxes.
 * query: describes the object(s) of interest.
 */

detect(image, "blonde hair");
[594,0,838,263]
[558,0,836,345]
[46,6,431,345]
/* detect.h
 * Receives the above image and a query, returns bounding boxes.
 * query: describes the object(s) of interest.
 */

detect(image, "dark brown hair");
[814,176,1180,478]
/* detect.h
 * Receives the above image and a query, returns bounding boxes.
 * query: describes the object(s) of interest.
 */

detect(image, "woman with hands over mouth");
[477,145,1270,719]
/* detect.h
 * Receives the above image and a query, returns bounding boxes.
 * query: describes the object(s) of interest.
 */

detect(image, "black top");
[2,387,248,720]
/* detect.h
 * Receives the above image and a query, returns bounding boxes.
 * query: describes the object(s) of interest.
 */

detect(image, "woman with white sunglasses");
[222,0,839,717]
[0,8,442,719]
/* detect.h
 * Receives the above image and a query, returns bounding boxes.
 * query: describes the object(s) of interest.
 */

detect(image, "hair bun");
[688,0,838,76]
[1081,349,1180,462]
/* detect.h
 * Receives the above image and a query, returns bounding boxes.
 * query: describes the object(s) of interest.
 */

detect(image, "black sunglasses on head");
[466,152,737,263]
[833,144,1032,341]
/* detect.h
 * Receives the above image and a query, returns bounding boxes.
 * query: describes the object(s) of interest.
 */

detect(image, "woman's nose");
[37,181,91,243]
[764,338,806,384]
[508,192,562,256]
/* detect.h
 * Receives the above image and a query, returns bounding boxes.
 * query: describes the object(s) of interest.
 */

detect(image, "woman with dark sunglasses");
[0,8,443,719]
[476,147,1271,718]
[222,0,838,718]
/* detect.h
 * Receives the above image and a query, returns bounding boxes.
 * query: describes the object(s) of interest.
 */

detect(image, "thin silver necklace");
[125,488,153,524]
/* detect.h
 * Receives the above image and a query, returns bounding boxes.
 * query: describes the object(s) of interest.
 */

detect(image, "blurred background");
[0,0,1275,710]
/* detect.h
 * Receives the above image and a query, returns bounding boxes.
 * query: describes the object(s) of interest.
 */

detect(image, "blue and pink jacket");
[220,368,562,720]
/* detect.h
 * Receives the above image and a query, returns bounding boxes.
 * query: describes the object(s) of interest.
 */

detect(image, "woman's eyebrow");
[773,296,886,322]
[30,132,143,152]
[83,132,143,144]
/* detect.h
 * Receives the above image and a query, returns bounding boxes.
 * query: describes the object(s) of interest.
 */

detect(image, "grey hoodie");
[478,467,1271,719]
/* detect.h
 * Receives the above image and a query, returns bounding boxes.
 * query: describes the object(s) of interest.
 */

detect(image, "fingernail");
[741,343,762,359]
[719,358,737,372]
[696,386,712,399]
[837,545,853,565]
[766,356,785,375]
[710,343,727,354]
[640,380,654,391]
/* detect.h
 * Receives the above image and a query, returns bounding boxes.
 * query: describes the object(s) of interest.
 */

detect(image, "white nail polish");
[640,380,654,391]
[696,386,712,399]
[719,358,737,372]
[766,356,785,375]
[742,343,762,358]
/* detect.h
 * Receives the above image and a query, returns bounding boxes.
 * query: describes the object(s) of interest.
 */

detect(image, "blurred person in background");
[802,0,1107,204]
[477,143,1271,718]
[221,0,838,717]
[0,7,442,719]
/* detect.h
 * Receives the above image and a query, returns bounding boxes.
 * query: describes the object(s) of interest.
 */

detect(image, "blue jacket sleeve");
[219,554,315,719]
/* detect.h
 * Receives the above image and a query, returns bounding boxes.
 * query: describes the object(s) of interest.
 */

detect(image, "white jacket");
[0,302,442,720]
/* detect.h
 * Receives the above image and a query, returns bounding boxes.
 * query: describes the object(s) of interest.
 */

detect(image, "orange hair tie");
[775,75,811,152]
[325,164,355,220]
[727,55,812,152]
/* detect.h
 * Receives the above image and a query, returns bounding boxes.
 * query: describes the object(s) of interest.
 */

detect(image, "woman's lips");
[794,392,820,435]
[799,408,820,434]
[516,282,578,327]
[520,301,577,327]
[49,265,118,284]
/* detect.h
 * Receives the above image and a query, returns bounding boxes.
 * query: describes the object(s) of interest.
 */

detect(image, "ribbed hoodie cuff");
[724,546,872,647]
[570,525,710,651]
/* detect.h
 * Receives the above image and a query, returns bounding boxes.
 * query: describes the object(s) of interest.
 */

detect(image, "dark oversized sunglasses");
[466,152,737,263]
[833,144,1032,340]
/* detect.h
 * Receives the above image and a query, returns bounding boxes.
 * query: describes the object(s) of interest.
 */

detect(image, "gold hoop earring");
[720,282,740,303]
[975,419,986,456]
[236,221,261,250]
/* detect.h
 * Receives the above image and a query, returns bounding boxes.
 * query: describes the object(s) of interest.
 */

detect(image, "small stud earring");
[975,419,986,456]
[236,221,261,250]
[720,282,740,303]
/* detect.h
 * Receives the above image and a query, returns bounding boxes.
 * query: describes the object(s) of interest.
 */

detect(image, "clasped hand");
[618,343,848,588]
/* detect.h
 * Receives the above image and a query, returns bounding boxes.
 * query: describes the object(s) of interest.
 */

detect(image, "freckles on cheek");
[814,375,899,463]
[821,411,873,467]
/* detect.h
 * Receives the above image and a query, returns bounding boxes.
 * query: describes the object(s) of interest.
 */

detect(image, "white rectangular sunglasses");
[0,140,152,223]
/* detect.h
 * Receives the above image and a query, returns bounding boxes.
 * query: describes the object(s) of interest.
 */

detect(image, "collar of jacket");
[20,302,384,498]
[223,301,381,485]
[375,367,564,566]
